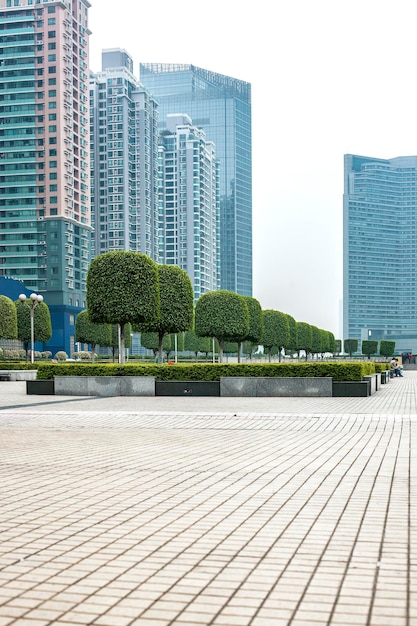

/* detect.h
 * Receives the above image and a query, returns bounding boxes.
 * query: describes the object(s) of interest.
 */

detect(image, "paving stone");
[0,376,416,625]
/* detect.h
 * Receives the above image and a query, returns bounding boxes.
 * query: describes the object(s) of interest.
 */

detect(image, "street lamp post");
[18,293,44,364]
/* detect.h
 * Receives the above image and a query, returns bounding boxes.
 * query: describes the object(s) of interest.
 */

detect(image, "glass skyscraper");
[158,114,220,300]
[343,154,417,353]
[140,64,252,296]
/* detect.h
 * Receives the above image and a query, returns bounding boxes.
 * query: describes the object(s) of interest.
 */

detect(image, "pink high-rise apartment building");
[0,0,91,356]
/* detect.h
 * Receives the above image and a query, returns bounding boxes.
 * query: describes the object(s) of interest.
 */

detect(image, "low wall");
[220,376,333,397]
[0,369,37,381]
[54,376,155,397]
[29,375,375,398]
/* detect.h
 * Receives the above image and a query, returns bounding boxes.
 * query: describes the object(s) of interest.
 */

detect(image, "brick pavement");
[0,375,416,625]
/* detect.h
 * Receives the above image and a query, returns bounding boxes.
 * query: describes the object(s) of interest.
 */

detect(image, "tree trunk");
[118,323,125,364]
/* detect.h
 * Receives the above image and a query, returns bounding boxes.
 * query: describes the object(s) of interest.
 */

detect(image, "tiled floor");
[0,376,416,625]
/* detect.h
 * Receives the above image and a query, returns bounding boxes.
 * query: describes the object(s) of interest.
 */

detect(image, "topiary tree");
[195,290,249,363]
[0,295,18,342]
[75,310,111,363]
[87,251,159,364]
[135,264,194,364]
[310,325,322,359]
[262,310,289,362]
[344,338,358,357]
[15,299,52,361]
[241,297,263,363]
[319,330,336,358]
[223,341,238,361]
[140,331,171,362]
[380,340,396,359]
[362,339,379,360]
[285,314,298,355]
[296,322,313,360]
[184,330,211,362]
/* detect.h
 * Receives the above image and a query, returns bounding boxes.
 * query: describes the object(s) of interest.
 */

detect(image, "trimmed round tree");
[0,295,17,342]
[296,321,313,360]
[262,309,290,362]
[135,264,194,364]
[285,313,298,356]
[344,338,358,357]
[311,325,321,359]
[242,296,263,362]
[362,339,379,360]
[15,299,52,361]
[86,251,159,364]
[75,310,111,363]
[195,290,249,363]
[380,340,395,359]
[184,330,211,362]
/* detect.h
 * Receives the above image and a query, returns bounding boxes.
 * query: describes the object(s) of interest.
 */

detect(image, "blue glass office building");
[343,154,417,353]
[140,64,252,296]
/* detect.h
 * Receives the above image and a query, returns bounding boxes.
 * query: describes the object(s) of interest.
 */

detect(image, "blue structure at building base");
[0,277,81,358]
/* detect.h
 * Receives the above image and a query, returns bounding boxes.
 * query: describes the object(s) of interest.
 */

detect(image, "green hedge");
[0,362,38,370]
[35,361,375,382]
[374,362,391,373]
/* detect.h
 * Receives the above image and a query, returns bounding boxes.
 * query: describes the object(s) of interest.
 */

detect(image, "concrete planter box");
[363,374,378,394]
[220,376,333,397]
[27,380,55,395]
[25,375,379,398]
[0,369,37,381]
[54,376,155,397]
[332,381,370,397]
[156,381,220,396]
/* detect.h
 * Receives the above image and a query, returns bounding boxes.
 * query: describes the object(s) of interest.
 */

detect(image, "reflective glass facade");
[140,64,252,296]
[158,114,220,300]
[343,154,417,353]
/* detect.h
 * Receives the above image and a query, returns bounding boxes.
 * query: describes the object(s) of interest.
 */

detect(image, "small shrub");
[55,351,68,361]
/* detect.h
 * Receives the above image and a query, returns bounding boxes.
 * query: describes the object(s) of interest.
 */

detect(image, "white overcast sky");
[88,0,417,338]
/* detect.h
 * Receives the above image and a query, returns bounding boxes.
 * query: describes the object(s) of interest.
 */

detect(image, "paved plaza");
[0,375,416,626]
